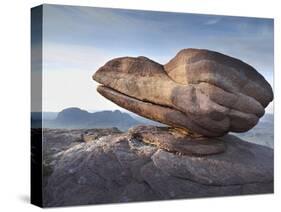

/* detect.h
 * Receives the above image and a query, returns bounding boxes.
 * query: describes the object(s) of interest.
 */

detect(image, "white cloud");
[204,18,221,25]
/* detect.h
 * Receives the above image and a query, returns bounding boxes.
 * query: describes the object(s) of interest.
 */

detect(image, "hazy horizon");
[33,107,274,114]
[31,4,274,113]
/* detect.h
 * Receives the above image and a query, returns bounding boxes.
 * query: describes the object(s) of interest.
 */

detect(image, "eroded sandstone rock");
[43,128,273,207]
[151,135,273,186]
[93,49,273,137]
[128,125,226,156]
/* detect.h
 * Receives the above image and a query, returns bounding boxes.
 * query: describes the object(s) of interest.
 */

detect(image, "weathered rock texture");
[93,49,273,137]
[43,127,273,207]
[128,126,226,156]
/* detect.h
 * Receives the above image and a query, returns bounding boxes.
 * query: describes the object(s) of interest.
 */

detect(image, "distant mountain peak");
[56,107,90,123]
[60,107,89,113]
[44,107,140,130]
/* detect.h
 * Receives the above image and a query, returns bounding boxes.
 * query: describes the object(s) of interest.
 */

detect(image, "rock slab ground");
[42,127,273,207]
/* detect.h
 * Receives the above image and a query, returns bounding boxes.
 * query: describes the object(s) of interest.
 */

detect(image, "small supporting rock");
[129,125,226,156]
[81,128,122,143]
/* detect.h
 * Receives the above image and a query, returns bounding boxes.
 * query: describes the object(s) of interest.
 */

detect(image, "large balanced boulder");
[43,128,273,207]
[93,49,273,137]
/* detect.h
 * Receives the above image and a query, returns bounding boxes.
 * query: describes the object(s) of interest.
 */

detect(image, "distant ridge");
[32,107,141,130]
[31,108,273,148]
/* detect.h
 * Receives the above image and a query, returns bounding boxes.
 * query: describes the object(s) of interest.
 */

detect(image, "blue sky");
[36,4,274,112]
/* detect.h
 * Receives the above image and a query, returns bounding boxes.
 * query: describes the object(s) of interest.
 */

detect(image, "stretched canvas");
[31,4,274,208]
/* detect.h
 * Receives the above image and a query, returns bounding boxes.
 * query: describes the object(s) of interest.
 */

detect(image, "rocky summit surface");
[41,126,273,207]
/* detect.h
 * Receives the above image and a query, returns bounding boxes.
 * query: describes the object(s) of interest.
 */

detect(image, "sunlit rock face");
[93,48,273,137]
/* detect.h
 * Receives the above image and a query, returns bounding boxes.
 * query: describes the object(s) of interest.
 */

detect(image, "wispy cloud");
[204,18,221,25]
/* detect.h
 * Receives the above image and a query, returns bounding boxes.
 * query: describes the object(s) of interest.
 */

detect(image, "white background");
[0,0,280,211]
